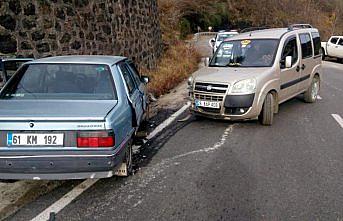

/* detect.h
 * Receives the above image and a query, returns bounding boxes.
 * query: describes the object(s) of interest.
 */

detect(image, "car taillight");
[77,131,114,148]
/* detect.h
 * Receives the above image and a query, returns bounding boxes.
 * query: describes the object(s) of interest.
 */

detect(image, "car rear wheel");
[124,139,133,176]
[259,93,274,126]
[304,76,320,103]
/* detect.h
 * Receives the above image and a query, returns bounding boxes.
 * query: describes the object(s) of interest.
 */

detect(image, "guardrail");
[194,32,217,41]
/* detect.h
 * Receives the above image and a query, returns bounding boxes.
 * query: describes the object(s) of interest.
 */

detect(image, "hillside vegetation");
[158,0,343,40]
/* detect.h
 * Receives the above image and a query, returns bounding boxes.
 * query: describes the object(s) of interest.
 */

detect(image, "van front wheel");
[259,93,274,126]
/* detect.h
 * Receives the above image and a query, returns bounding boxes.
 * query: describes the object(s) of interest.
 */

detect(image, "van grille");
[194,93,224,102]
[194,82,228,94]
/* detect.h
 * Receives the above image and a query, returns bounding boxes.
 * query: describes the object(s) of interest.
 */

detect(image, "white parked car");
[321,36,343,62]
[209,30,239,54]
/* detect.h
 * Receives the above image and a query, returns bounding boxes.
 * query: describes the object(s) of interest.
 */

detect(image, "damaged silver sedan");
[0,56,149,180]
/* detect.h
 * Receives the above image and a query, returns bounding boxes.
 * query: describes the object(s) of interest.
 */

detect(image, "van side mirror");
[141,76,149,84]
[285,56,292,68]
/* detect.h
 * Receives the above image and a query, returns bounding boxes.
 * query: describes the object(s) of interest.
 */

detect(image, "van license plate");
[195,100,220,109]
[7,133,64,146]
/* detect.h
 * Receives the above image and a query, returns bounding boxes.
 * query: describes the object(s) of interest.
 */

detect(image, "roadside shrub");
[144,41,200,97]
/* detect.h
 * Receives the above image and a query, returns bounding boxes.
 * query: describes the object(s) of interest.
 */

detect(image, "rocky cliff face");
[0,0,162,69]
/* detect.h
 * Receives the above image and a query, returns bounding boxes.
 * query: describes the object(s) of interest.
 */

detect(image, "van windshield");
[210,39,279,67]
[217,34,236,42]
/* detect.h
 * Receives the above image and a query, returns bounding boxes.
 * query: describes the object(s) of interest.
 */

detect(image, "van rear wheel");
[304,76,320,103]
[259,93,274,126]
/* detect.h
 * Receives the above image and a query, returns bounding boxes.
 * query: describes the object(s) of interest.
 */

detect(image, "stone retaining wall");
[0,0,162,69]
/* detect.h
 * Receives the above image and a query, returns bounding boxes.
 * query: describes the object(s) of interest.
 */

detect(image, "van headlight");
[231,78,256,94]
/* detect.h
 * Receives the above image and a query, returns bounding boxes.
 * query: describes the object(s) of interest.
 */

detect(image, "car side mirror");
[285,56,292,68]
[141,76,149,84]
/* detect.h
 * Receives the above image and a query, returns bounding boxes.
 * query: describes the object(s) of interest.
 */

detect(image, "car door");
[298,32,314,92]
[279,35,301,102]
[327,37,339,57]
[118,62,144,127]
[126,60,148,113]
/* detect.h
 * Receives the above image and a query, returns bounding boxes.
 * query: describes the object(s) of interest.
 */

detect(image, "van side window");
[338,39,343,46]
[119,63,136,95]
[282,37,298,67]
[299,33,313,59]
[311,32,321,56]
[330,37,339,44]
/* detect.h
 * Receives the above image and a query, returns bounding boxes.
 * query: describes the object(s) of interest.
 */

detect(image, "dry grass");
[144,41,200,97]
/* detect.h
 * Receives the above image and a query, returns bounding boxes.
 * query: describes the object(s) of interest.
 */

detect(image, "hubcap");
[311,79,319,100]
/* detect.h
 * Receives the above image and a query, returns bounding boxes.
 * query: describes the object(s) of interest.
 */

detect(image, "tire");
[259,93,274,126]
[321,49,325,60]
[123,139,133,176]
[304,76,320,103]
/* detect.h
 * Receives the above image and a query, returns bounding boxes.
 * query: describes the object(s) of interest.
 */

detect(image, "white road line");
[31,102,191,221]
[31,179,99,221]
[317,95,322,100]
[147,102,191,140]
[332,114,343,129]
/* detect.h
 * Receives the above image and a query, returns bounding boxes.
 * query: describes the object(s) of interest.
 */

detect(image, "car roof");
[27,55,127,66]
[228,28,319,41]
[0,58,34,62]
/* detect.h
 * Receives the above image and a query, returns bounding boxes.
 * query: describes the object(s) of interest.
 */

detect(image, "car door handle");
[301,64,306,70]
[296,66,300,72]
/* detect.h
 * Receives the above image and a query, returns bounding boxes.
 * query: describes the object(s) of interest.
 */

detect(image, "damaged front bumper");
[190,93,259,120]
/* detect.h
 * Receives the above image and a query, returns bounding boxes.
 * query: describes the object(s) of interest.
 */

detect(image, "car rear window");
[299,33,313,59]
[0,63,117,100]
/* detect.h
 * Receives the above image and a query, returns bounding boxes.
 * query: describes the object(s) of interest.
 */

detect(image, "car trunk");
[0,100,117,148]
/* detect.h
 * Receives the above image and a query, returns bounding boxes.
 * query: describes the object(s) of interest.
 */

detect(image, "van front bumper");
[190,93,260,120]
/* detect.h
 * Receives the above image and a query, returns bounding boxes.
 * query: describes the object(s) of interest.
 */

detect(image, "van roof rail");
[241,26,270,33]
[288,24,313,31]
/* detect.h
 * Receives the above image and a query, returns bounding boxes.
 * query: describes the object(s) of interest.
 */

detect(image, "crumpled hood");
[193,67,271,84]
[0,100,117,120]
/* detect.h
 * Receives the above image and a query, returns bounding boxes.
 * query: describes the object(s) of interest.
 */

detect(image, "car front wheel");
[259,93,274,126]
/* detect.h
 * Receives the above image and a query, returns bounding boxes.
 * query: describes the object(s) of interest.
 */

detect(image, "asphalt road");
[6,37,343,221]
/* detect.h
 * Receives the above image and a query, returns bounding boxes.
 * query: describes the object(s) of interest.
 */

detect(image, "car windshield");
[210,39,279,67]
[217,34,236,42]
[0,63,117,100]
